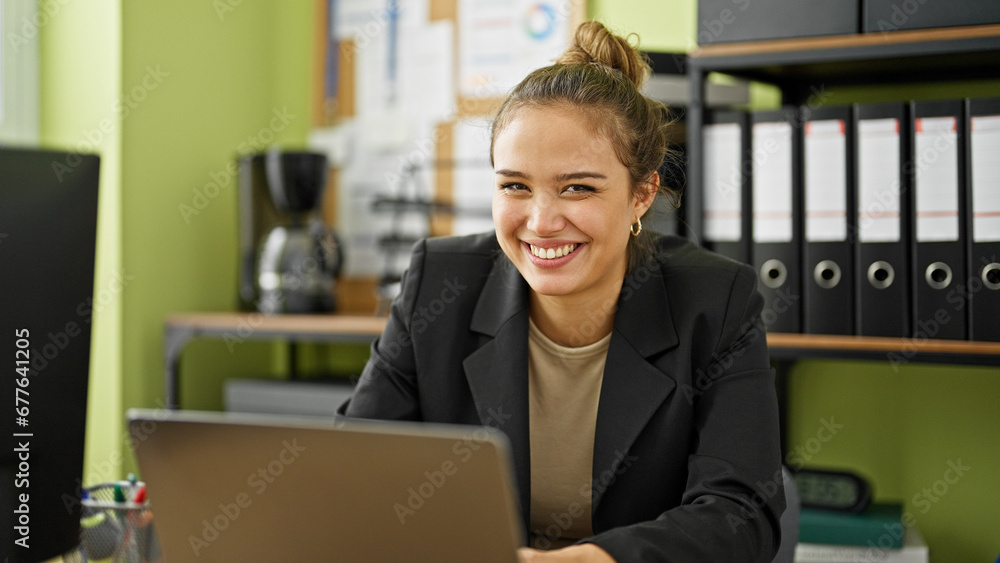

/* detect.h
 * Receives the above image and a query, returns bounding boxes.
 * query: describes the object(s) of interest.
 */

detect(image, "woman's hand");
[517,544,616,562]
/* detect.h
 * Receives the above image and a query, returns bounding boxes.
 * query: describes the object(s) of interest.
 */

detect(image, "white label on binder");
[752,121,793,243]
[972,115,1000,243]
[804,119,847,242]
[915,116,960,242]
[858,118,901,243]
[703,123,742,242]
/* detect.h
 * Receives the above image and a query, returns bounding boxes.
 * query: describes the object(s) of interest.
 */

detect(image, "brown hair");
[490,21,680,271]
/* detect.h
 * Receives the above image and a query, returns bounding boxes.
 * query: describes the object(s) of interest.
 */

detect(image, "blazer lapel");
[592,265,680,513]
[462,257,533,529]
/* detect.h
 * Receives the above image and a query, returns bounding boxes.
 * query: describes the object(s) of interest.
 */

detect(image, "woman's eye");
[499,182,529,192]
[565,184,595,194]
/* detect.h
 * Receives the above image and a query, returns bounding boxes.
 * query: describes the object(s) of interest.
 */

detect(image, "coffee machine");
[238,150,342,314]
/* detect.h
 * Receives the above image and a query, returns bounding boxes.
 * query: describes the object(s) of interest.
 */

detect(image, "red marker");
[133,484,147,504]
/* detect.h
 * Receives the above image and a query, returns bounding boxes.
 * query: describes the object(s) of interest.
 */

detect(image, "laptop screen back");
[128,409,523,562]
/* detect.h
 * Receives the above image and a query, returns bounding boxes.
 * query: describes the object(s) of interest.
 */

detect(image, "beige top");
[527,318,611,549]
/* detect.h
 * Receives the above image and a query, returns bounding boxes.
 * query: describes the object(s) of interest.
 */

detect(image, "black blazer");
[341,232,785,562]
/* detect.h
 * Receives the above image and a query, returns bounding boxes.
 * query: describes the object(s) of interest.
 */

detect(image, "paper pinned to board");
[452,119,496,235]
[458,0,572,98]
[337,120,438,277]
[399,20,455,122]
[335,0,428,40]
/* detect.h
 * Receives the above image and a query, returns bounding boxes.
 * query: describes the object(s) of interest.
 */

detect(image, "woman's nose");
[526,198,566,235]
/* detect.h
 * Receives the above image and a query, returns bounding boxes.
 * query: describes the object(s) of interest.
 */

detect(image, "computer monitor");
[0,147,101,561]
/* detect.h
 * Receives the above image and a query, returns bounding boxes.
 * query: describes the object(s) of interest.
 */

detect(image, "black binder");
[967,97,1000,341]
[911,100,967,340]
[854,103,912,337]
[802,106,855,335]
[751,107,802,333]
[702,110,751,264]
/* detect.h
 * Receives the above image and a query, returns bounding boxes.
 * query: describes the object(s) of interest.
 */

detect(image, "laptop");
[127,408,524,562]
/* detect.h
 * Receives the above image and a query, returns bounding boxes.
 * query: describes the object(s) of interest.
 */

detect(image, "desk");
[164,313,387,409]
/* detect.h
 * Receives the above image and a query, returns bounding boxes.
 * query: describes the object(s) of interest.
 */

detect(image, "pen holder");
[78,482,161,563]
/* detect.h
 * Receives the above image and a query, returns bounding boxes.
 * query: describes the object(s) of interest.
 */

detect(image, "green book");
[798,502,905,549]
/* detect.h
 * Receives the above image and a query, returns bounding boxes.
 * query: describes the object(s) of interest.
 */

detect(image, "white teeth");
[530,243,577,259]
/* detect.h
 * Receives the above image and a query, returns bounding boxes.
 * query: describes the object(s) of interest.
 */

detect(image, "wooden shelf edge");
[165,312,387,335]
[766,332,1000,357]
[690,23,1000,61]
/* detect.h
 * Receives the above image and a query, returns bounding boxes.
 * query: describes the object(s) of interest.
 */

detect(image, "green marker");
[113,482,127,503]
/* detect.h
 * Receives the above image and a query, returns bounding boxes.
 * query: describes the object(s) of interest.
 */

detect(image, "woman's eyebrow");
[494,170,607,181]
[555,171,607,181]
[495,169,528,179]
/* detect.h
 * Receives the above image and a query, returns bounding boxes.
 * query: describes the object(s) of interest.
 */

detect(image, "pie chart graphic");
[525,3,557,41]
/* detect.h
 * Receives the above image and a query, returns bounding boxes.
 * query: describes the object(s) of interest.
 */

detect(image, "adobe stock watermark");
[189,438,308,555]
[338,2,400,64]
[379,80,502,194]
[177,107,295,223]
[697,0,750,46]
[26,269,136,374]
[871,0,930,37]
[680,288,796,405]
[393,407,512,524]
[531,449,638,549]
[728,416,845,535]
[559,254,660,347]
[785,416,845,469]
[709,87,833,212]
[213,0,243,21]
[369,276,469,364]
[6,0,73,54]
[726,466,788,534]
[53,65,170,182]
[848,459,970,562]
[857,115,956,241]
[887,253,997,372]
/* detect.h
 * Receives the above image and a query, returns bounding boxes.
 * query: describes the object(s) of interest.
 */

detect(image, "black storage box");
[697,0,859,44]
[863,0,1000,33]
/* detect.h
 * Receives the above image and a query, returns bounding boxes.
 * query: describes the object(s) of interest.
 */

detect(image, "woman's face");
[492,105,653,302]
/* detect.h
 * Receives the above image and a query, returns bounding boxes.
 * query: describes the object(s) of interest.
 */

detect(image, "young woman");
[342,21,785,562]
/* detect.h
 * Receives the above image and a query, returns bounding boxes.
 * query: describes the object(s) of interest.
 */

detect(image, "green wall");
[41,1,316,483]
[40,1,999,561]
[40,0,124,493]
[118,0,315,458]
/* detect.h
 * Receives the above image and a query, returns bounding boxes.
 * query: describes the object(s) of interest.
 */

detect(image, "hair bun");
[556,21,650,89]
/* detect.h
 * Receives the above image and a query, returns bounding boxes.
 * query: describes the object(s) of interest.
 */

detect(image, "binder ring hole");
[867,261,895,290]
[983,263,1000,291]
[925,262,952,290]
[813,260,842,290]
[760,259,787,290]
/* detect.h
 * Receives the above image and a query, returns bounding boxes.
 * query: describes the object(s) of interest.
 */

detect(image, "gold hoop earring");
[630,217,642,237]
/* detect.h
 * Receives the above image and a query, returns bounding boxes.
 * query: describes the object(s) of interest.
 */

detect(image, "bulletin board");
[311,0,586,312]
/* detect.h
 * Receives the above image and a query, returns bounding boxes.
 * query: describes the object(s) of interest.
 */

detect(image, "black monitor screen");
[1,147,100,561]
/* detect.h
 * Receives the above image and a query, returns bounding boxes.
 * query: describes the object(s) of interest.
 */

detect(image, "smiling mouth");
[529,243,579,260]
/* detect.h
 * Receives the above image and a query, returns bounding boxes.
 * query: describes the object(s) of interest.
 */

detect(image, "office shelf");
[164,312,386,409]
[685,23,1000,357]
[683,26,1000,455]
